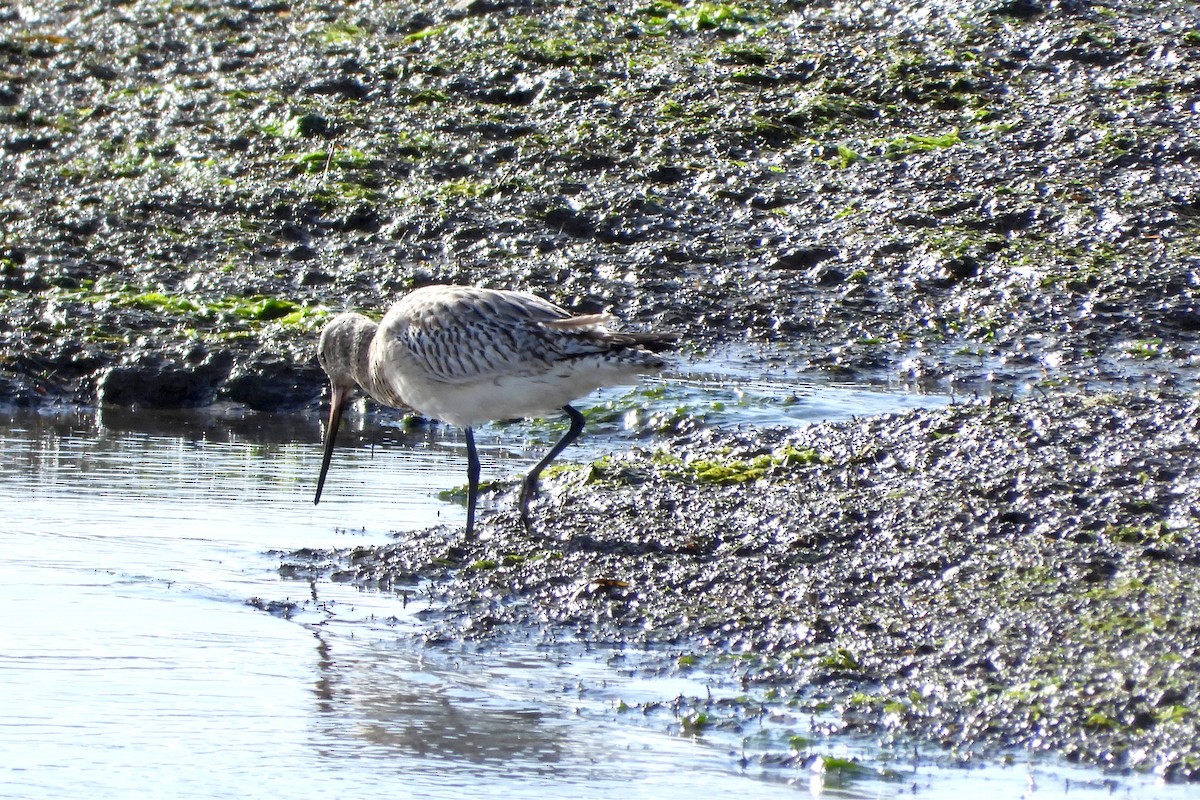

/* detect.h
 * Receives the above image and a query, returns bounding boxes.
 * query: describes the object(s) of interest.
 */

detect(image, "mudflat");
[4,0,1200,779]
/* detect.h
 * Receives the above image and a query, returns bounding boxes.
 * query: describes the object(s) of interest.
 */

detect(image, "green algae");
[552,444,827,490]
[655,445,827,485]
[46,287,332,331]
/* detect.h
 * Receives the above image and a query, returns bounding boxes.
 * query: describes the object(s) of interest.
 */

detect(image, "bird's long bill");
[314,383,350,505]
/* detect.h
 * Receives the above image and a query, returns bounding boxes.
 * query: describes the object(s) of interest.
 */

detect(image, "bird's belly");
[404,367,640,429]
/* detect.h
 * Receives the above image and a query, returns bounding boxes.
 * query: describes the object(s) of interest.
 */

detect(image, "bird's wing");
[387,288,640,385]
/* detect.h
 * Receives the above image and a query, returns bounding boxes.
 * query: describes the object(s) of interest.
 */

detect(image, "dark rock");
[286,244,317,261]
[966,205,1038,233]
[942,256,980,282]
[808,265,846,286]
[1052,47,1126,67]
[96,352,233,408]
[990,0,1044,18]
[4,134,57,153]
[299,269,334,286]
[337,206,384,232]
[1166,308,1200,332]
[645,165,691,184]
[535,203,596,238]
[294,112,330,138]
[83,61,119,80]
[447,0,515,18]
[770,247,838,271]
[221,353,323,411]
[304,76,369,100]
[895,213,939,228]
[448,77,540,106]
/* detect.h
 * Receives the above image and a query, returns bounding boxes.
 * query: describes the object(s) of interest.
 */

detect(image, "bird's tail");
[612,330,679,353]
[543,314,679,353]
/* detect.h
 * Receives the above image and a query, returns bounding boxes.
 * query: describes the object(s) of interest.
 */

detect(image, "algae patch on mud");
[577,443,828,486]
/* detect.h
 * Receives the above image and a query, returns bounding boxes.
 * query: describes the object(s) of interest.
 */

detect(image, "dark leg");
[464,427,480,540]
[519,405,586,531]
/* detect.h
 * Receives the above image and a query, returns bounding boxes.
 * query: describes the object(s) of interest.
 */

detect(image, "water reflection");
[278,583,812,797]
[315,643,572,768]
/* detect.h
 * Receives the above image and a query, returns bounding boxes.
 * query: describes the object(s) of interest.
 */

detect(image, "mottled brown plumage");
[314,285,676,538]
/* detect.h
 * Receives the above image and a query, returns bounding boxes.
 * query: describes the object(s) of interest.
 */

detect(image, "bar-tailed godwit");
[313,284,676,539]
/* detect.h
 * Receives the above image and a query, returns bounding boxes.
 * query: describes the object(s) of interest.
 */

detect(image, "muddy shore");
[284,390,1200,779]
[5,0,1200,780]
[4,0,1200,406]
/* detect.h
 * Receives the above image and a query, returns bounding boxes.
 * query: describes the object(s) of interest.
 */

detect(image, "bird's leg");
[519,404,586,531]
[464,427,480,540]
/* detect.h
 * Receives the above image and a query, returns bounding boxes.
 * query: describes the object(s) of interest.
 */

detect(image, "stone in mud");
[221,352,324,412]
[303,76,370,101]
[286,244,317,261]
[770,247,839,271]
[448,0,520,18]
[96,351,233,409]
[990,0,1044,18]
[0,371,53,408]
[334,206,385,233]
[291,112,331,139]
[0,249,41,291]
[298,269,335,287]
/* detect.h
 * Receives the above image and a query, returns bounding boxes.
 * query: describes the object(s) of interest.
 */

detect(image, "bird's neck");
[355,334,408,410]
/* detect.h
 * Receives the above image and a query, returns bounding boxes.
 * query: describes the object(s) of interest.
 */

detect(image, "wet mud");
[4,0,1200,405]
[5,0,1200,781]
[286,391,1200,779]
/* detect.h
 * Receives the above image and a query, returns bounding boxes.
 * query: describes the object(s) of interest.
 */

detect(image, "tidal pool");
[0,357,1188,799]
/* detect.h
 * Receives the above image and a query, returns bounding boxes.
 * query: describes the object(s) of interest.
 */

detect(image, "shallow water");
[0,361,1190,799]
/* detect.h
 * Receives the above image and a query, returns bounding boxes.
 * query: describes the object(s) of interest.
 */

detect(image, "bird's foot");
[517,477,536,528]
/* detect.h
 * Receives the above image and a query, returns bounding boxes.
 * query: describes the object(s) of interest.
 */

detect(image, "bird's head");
[314,312,378,505]
[317,312,378,390]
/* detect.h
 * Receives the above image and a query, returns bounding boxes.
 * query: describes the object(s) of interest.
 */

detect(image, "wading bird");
[314,284,676,539]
